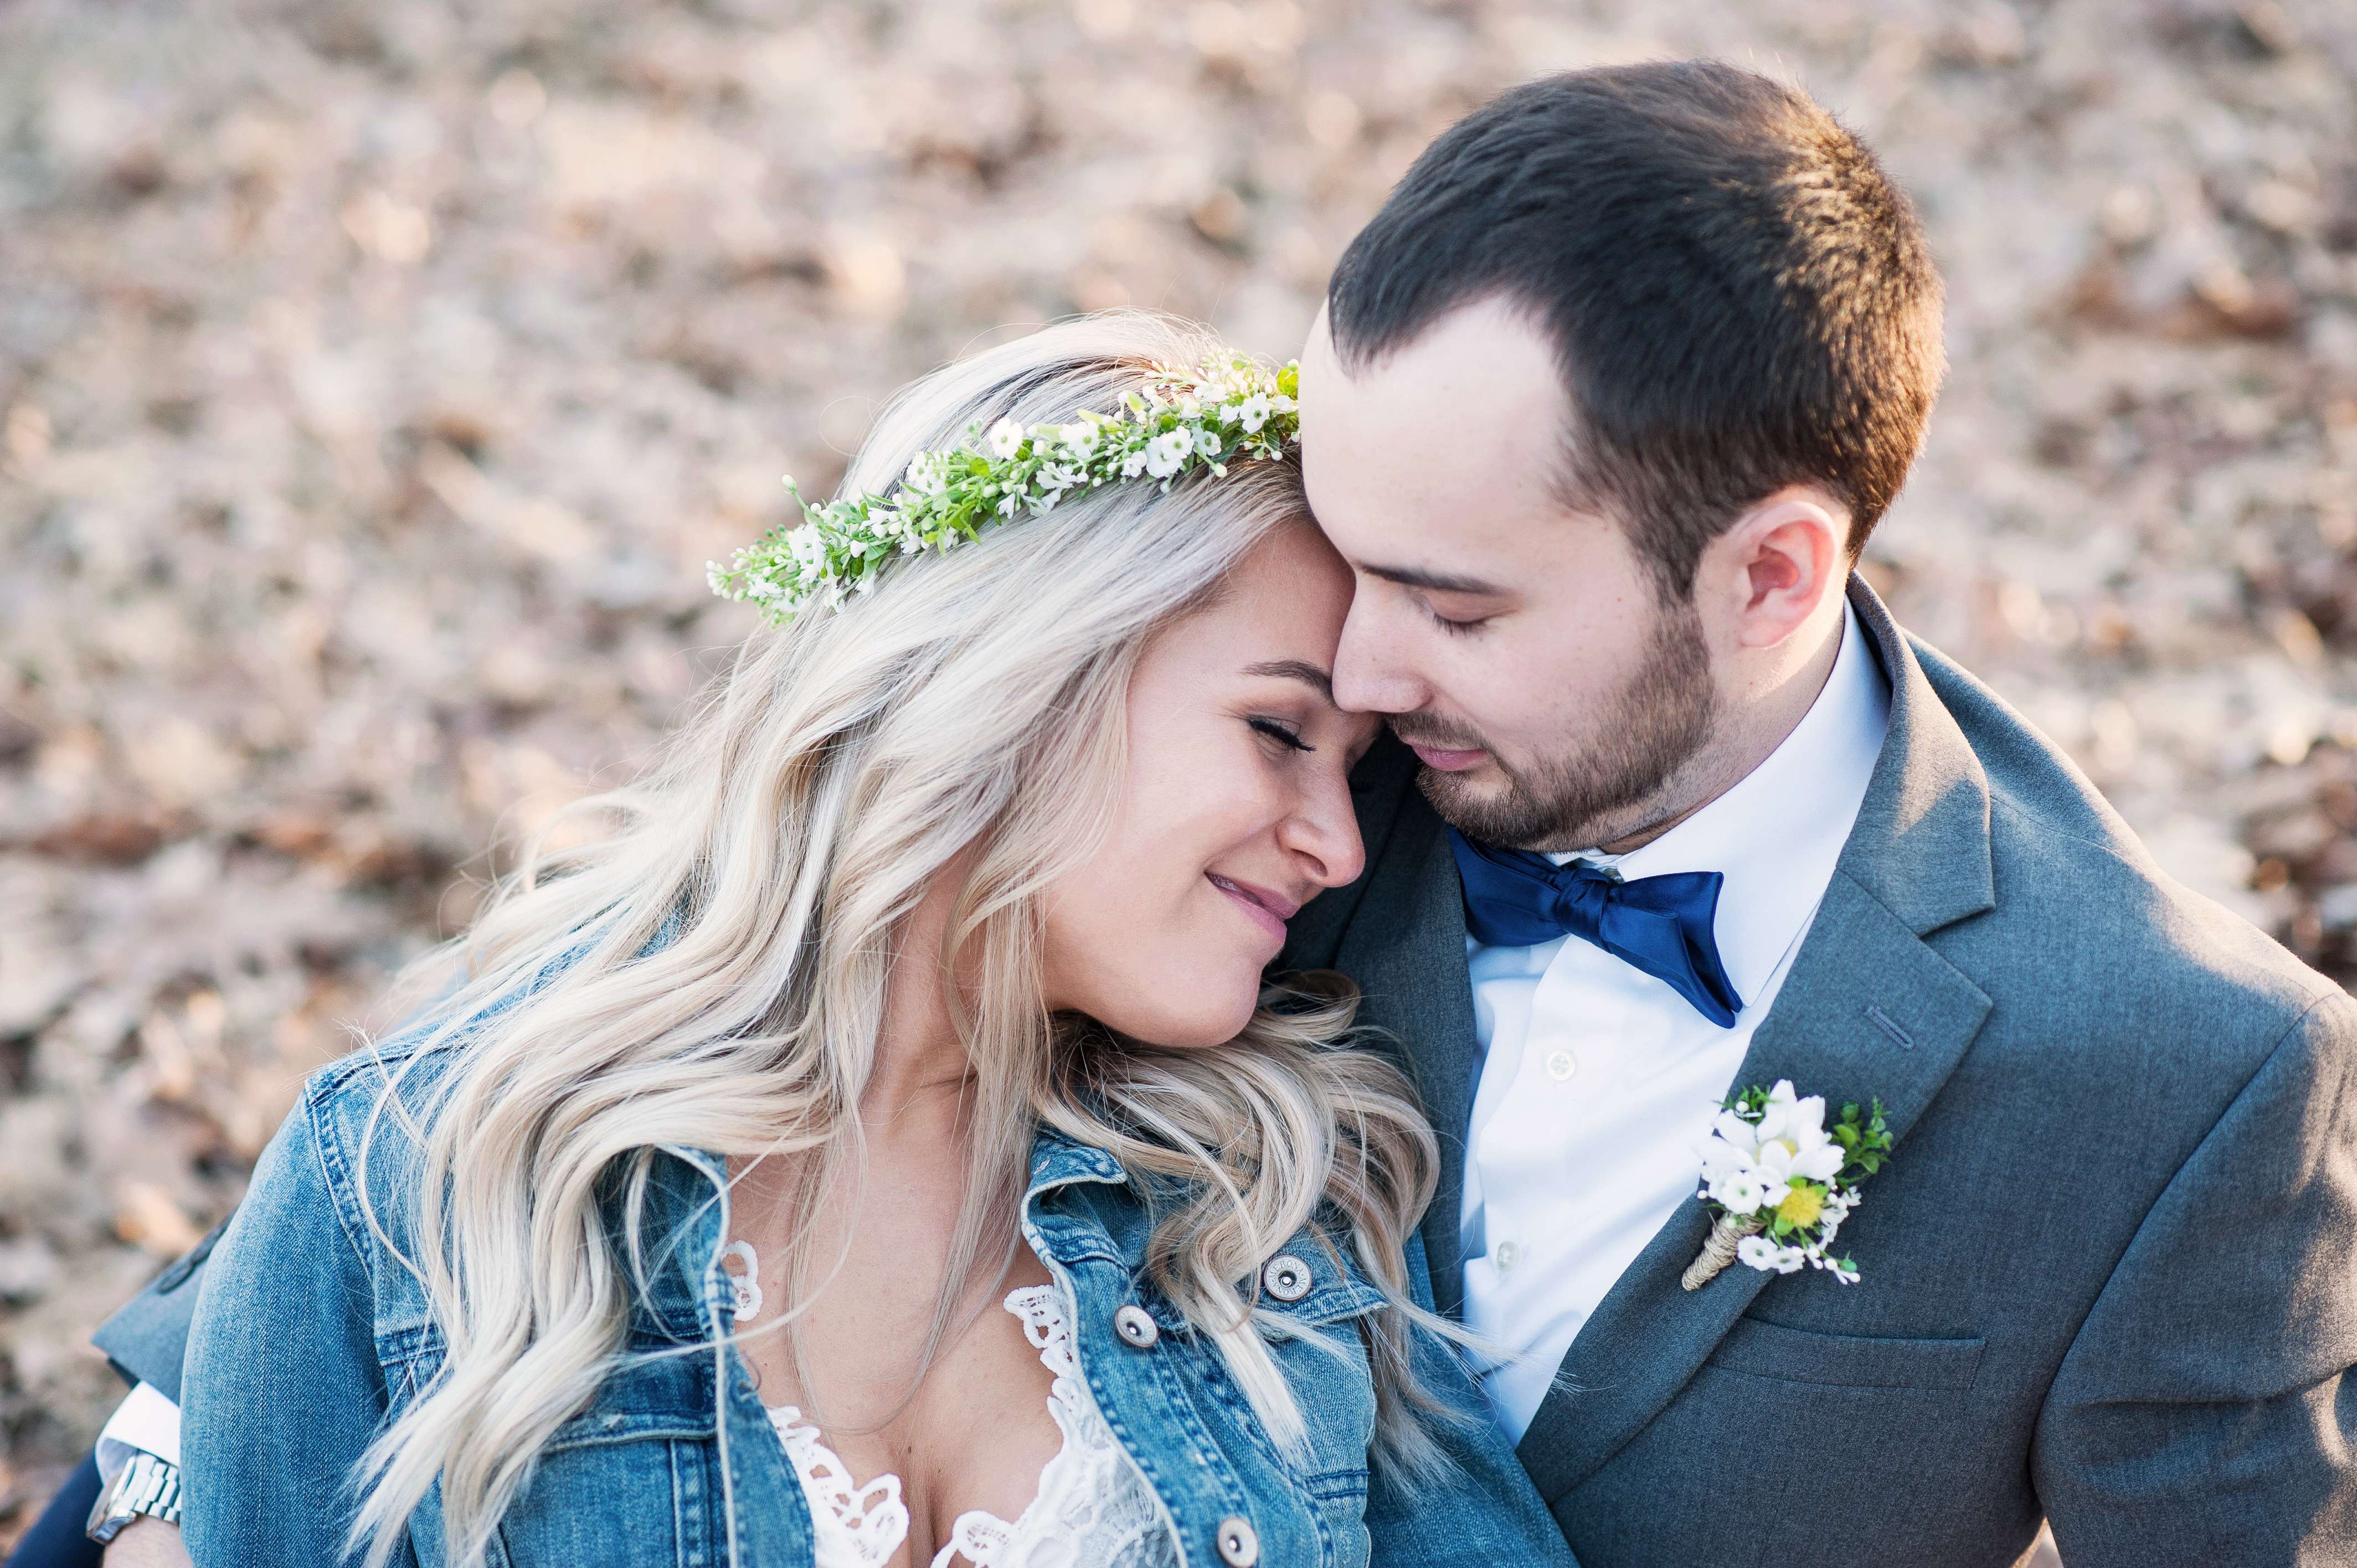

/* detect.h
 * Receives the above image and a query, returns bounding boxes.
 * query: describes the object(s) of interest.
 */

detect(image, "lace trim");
[722,1239,764,1322]
[729,1240,1171,1568]
[770,1406,914,1568]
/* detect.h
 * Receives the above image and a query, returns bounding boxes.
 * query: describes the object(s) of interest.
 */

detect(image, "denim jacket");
[181,1011,1575,1568]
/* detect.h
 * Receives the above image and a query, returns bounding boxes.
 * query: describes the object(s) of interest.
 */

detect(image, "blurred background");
[3,0,2355,1550]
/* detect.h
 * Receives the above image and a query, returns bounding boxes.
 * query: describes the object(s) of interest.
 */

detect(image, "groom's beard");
[1403,597,1719,852]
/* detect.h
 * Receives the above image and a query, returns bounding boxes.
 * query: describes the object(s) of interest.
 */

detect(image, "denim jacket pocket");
[374,1330,720,1567]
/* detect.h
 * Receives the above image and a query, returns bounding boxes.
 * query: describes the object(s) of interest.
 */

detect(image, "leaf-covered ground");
[4,0,2354,1544]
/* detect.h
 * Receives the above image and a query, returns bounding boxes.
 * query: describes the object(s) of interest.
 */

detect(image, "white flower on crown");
[1060,420,1102,460]
[1195,428,1223,459]
[986,417,1026,461]
[1234,393,1273,434]
[1144,429,1193,478]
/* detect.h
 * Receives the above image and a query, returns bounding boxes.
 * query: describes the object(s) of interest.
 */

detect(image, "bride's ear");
[1711,485,1850,651]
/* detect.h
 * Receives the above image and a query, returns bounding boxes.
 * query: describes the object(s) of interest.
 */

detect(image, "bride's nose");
[1277,775,1366,890]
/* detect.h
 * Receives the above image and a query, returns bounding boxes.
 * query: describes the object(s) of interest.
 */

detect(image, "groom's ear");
[1709,485,1851,651]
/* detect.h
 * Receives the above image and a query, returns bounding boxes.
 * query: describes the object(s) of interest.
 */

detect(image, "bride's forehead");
[1221,528,1354,619]
[1142,552,1350,678]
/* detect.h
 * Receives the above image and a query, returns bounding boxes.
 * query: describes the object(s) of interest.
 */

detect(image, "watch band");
[85,1450,184,1544]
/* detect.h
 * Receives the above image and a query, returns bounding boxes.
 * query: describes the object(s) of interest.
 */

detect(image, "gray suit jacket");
[1277,578,2357,1566]
[96,580,2357,1564]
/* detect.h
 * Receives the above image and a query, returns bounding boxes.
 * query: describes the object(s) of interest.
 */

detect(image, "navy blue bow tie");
[1447,828,1744,1028]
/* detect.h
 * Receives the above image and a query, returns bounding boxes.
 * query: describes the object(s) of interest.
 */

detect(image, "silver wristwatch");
[85,1450,184,1544]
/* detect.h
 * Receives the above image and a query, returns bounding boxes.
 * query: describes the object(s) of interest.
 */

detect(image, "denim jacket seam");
[1080,1335,1250,1555]
[1148,1328,1258,1510]
[301,1072,388,1293]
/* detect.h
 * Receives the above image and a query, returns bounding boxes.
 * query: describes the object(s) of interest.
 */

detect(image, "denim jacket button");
[1216,1515,1260,1566]
[1113,1303,1159,1349]
[1260,1254,1311,1303]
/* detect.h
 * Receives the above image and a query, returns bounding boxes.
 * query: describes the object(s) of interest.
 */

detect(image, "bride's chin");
[1119,984,1259,1051]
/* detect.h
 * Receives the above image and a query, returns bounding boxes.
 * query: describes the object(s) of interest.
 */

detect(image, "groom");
[18,58,2355,1568]
[1280,60,2357,1567]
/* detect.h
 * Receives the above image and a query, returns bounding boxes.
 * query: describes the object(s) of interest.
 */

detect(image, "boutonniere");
[1681,1080,1892,1291]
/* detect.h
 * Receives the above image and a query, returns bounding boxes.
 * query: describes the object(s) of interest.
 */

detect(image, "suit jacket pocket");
[1706,1317,1984,1392]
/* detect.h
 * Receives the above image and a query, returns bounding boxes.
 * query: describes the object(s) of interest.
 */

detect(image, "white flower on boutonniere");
[1680,1080,1892,1291]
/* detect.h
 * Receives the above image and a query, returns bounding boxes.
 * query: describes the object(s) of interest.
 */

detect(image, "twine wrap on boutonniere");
[1681,1080,1893,1291]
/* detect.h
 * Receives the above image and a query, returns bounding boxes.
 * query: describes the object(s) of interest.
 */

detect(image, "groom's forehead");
[1300,300,1581,540]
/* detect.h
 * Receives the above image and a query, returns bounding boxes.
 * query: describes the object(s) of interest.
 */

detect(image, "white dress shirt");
[1458,601,1890,1440]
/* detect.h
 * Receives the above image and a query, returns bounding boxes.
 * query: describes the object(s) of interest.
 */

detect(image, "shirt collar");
[1558,600,1891,1010]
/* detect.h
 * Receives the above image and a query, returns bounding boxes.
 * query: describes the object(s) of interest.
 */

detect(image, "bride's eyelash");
[1249,716,1315,752]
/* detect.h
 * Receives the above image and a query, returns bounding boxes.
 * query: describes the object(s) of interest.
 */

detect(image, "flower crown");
[707,354,1301,623]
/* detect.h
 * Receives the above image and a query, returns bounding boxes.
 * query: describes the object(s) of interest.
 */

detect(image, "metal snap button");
[1114,1303,1160,1348]
[1261,1254,1312,1303]
[1216,1515,1260,1566]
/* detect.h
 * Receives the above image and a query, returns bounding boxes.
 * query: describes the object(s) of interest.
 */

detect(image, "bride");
[174,314,1573,1568]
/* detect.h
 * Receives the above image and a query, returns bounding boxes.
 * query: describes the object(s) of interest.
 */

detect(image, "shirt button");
[1113,1303,1160,1348]
[1494,1240,1520,1274]
[1546,1050,1577,1081]
[1216,1516,1260,1566]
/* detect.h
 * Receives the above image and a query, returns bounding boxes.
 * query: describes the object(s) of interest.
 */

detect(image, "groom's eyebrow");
[1360,561,1507,596]
[1243,659,1335,702]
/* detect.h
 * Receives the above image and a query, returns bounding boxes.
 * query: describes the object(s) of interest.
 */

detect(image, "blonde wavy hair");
[344,313,1456,1568]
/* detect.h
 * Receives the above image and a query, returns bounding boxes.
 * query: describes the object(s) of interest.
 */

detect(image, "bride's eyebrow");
[1242,658,1335,704]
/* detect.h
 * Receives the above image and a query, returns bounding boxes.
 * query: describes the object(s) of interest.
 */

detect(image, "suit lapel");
[1318,739,1484,1317]
[1516,576,2000,1501]
[1516,871,1993,1497]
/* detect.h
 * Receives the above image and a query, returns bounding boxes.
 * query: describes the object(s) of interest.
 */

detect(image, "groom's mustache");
[1388,714,1491,754]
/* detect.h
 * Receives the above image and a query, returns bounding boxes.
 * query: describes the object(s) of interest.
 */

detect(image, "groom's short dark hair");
[1326,61,1945,599]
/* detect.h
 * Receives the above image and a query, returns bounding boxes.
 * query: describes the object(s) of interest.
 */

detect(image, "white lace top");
[726,1241,1178,1568]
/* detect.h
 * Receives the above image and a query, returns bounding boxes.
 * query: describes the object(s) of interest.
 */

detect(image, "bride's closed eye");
[1248,716,1315,752]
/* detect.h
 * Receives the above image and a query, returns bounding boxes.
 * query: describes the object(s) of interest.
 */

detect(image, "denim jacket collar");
[636,1126,1139,1342]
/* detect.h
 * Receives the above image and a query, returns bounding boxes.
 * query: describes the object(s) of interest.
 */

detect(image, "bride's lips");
[1406,742,1489,772]
[1207,874,1299,942]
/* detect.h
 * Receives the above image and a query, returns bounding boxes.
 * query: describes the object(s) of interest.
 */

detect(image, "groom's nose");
[1331,591,1425,716]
